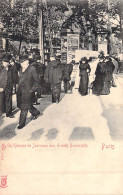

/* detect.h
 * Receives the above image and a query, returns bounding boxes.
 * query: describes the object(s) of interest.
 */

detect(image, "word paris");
[102,143,114,150]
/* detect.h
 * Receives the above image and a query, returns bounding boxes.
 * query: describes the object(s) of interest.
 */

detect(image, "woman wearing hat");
[103,56,115,92]
[92,56,106,95]
[79,57,91,95]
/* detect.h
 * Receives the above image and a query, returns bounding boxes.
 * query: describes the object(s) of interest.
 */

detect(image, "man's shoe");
[31,112,40,120]
[6,115,15,118]
[17,125,25,129]
[33,102,40,105]
[112,84,117,87]
[31,115,39,120]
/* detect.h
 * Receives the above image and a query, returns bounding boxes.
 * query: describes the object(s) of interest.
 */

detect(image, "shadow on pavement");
[0,93,65,140]
[69,127,94,140]
[0,114,4,129]
[99,97,123,140]
[46,128,59,140]
[35,93,65,113]
[29,128,44,140]
[26,113,43,126]
[0,122,17,140]
[25,94,65,126]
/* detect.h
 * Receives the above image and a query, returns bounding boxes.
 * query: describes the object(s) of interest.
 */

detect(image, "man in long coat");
[0,61,8,114]
[32,55,45,103]
[0,56,14,117]
[17,58,40,129]
[44,56,63,103]
[62,62,73,93]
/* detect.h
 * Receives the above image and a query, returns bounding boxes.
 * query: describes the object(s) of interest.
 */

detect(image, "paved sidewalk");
[0,65,123,141]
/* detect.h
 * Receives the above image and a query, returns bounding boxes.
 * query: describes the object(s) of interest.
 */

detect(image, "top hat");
[35,55,41,60]
[2,54,12,62]
[81,57,87,61]
[19,55,29,63]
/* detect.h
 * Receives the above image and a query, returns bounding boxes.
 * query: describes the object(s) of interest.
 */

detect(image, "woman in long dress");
[101,56,114,95]
[79,57,91,95]
[92,56,110,95]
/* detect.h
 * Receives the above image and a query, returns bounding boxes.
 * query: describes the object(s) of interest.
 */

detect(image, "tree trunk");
[107,36,111,54]
[119,15,123,48]
[5,38,9,51]
[107,30,111,54]
[39,9,44,64]
[18,24,24,55]
[18,37,23,55]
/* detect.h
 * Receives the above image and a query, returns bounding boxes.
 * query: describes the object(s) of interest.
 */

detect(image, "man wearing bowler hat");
[17,55,40,129]
[0,54,15,118]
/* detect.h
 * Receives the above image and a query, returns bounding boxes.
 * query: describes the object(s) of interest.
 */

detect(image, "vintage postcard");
[0,0,123,194]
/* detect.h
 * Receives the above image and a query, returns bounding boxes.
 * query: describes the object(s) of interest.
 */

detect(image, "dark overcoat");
[17,63,39,110]
[62,63,73,81]
[33,62,45,81]
[0,65,14,113]
[12,62,21,84]
[0,66,7,113]
[92,61,105,95]
[0,66,8,90]
[105,60,115,80]
[44,60,63,85]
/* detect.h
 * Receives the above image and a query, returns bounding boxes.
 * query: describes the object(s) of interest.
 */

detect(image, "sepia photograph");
[0,0,123,194]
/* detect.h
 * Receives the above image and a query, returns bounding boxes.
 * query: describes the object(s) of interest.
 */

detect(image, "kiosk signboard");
[67,34,79,63]
[61,32,79,63]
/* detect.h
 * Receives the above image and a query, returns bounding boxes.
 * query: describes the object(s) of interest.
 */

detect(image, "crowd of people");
[0,51,74,129]
[78,52,118,96]
[0,49,121,129]
[92,55,116,95]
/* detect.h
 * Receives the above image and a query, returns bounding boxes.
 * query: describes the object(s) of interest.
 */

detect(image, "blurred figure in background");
[9,57,21,94]
[30,55,45,105]
[111,55,120,87]
[62,61,73,93]
[35,55,45,99]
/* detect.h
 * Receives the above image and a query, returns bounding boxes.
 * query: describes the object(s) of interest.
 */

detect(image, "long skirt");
[51,83,61,103]
[92,74,104,95]
[79,75,88,95]
[101,76,110,95]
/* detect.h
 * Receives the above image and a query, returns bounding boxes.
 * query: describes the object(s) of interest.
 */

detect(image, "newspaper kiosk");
[61,29,80,64]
